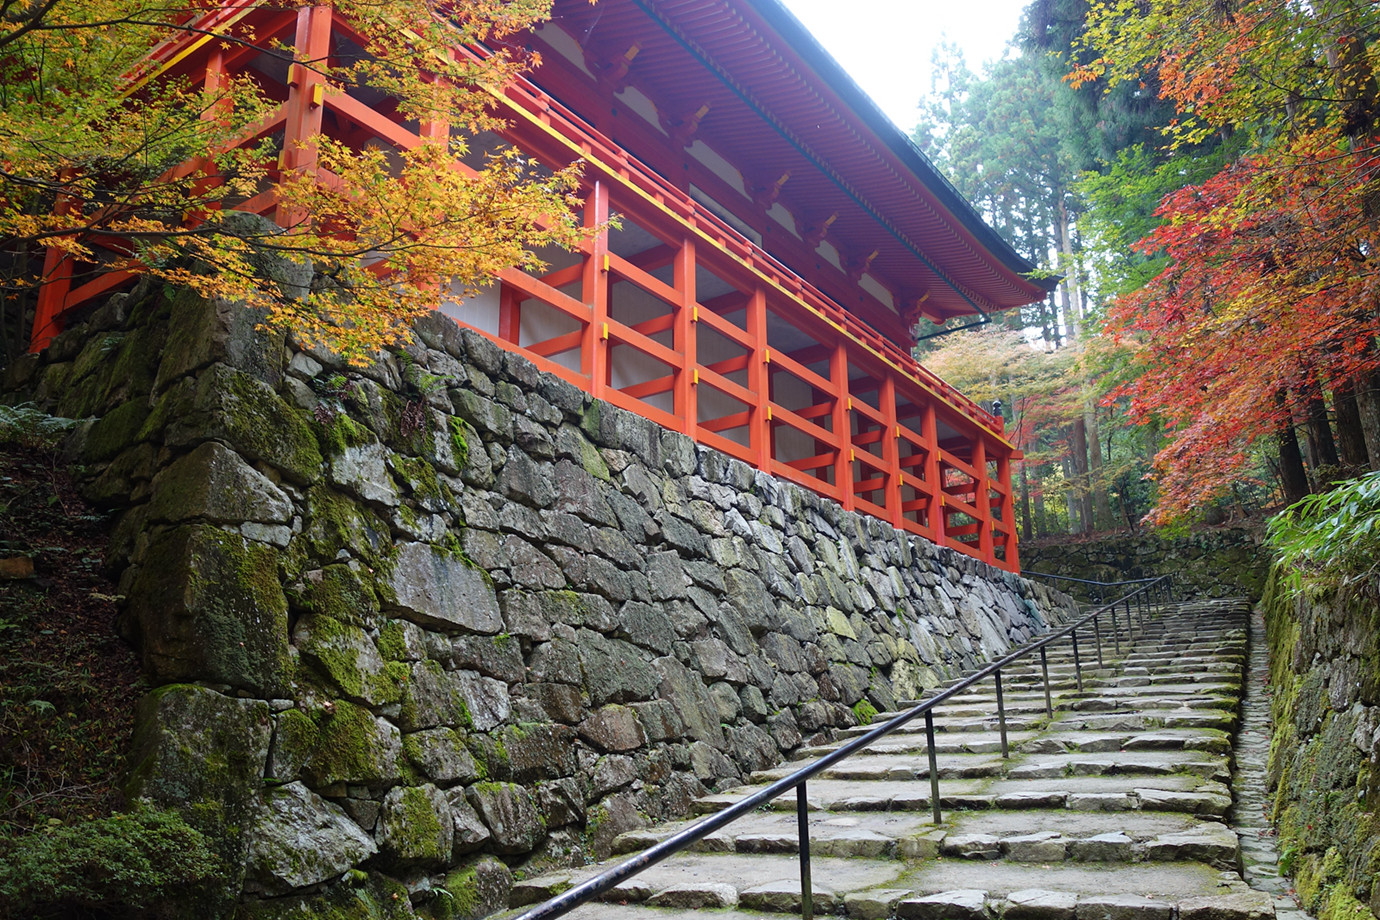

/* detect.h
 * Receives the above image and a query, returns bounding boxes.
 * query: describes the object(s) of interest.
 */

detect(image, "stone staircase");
[503,599,1276,920]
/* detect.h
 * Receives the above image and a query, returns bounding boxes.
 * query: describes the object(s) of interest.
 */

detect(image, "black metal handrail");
[513,575,1175,920]
[1026,573,1175,643]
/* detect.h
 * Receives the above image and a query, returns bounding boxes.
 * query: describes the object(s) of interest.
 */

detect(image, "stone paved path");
[501,599,1290,920]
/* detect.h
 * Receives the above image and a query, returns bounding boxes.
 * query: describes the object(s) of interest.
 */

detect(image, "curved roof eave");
[747,0,1059,298]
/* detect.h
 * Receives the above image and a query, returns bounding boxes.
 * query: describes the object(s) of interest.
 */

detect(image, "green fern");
[1266,471,1380,595]
[0,405,79,450]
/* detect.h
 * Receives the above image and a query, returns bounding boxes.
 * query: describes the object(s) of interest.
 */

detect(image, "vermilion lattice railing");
[29,5,1021,570]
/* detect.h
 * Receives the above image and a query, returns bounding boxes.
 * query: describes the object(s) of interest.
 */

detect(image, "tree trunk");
[1333,378,1370,468]
[1304,393,1340,477]
[1276,394,1311,505]
[1033,466,1048,538]
[1019,461,1033,542]
[1355,369,1380,469]
[1085,400,1112,530]
[1069,419,1091,534]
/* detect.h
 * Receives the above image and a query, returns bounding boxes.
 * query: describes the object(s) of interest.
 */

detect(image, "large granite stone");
[246,782,376,895]
[385,541,502,633]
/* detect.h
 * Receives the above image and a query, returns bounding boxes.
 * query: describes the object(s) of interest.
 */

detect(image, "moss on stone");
[852,700,879,726]
[271,709,320,780]
[377,621,410,662]
[124,525,292,696]
[298,565,379,628]
[448,416,471,471]
[316,411,374,458]
[304,486,392,569]
[299,615,366,700]
[390,785,448,863]
[390,454,456,511]
[82,398,152,463]
[435,864,479,919]
[235,870,413,920]
[304,700,396,787]
[196,365,323,484]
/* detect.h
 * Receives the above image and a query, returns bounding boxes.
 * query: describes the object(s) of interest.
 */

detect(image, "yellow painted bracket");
[601,322,609,340]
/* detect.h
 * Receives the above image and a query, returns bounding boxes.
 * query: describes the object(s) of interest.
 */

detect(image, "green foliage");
[1266,471,1380,594]
[0,806,223,918]
[0,404,80,450]
[852,700,879,726]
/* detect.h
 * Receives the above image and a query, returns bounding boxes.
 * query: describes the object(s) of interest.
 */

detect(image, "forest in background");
[911,0,1380,539]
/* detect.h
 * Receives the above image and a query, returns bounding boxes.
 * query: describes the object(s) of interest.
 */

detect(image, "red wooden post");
[747,288,771,470]
[674,236,696,437]
[922,403,945,546]
[880,372,902,529]
[973,437,993,564]
[275,5,332,228]
[997,451,1019,570]
[582,181,610,396]
[498,284,522,345]
[29,168,81,352]
[831,340,851,507]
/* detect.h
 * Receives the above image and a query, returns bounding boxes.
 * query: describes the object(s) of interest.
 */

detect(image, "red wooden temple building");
[28,0,1051,571]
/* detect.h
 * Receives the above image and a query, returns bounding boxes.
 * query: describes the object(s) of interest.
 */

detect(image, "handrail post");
[1071,627,1083,692]
[925,711,942,824]
[797,783,813,920]
[1110,601,1121,656]
[1040,646,1053,717]
[995,669,1009,758]
[1092,613,1104,668]
[1130,596,1141,634]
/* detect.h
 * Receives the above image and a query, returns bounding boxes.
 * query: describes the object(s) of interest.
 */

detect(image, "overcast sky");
[776,0,1029,131]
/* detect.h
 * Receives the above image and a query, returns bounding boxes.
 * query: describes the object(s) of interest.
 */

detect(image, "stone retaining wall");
[1022,528,1268,602]
[1262,569,1380,920]
[7,282,1075,920]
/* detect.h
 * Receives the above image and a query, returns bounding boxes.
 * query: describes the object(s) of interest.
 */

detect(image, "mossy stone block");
[384,542,501,634]
[295,613,404,707]
[125,684,272,811]
[302,699,406,787]
[235,871,414,920]
[304,486,393,569]
[123,525,292,697]
[376,783,452,867]
[148,440,293,525]
[82,397,152,463]
[432,855,513,920]
[164,364,322,484]
[155,287,285,392]
[296,564,380,627]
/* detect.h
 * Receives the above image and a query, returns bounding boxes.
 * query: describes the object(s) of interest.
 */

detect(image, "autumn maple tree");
[1074,0,1380,521]
[0,0,591,363]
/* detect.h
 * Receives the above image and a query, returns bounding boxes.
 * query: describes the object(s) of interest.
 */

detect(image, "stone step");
[607,809,1239,870]
[752,751,1008,782]
[503,599,1275,920]
[505,859,1272,920]
[897,859,1265,905]
[1003,749,1229,782]
[980,774,1232,818]
[1023,727,1233,755]
[692,777,991,814]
